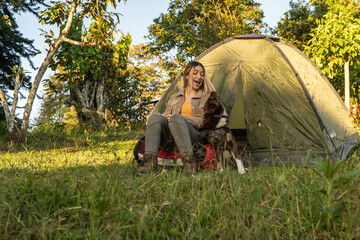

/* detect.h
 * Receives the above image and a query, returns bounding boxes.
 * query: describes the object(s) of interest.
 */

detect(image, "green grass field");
[0,130,359,239]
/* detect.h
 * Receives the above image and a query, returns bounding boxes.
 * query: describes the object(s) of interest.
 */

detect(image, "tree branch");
[61,36,97,46]
[21,1,78,133]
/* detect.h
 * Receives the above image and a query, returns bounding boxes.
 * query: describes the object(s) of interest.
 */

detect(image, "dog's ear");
[214,92,221,102]
[210,91,218,98]
[210,92,222,103]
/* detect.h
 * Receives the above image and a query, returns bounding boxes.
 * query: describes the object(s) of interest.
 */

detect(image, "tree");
[147,0,265,66]
[49,17,132,130]
[0,0,46,93]
[0,0,126,140]
[0,0,47,135]
[275,0,328,50]
[304,2,360,108]
[0,64,23,135]
[42,42,165,130]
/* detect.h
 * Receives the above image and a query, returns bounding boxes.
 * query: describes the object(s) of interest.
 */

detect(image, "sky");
[15,0,291,123]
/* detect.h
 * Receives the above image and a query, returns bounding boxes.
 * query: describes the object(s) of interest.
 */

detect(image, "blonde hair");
[182,61,215,94]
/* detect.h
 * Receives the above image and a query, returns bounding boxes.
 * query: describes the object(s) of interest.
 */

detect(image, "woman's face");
[186,65,205,91]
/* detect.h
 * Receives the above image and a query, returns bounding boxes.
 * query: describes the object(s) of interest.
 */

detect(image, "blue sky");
[15,0,291,122]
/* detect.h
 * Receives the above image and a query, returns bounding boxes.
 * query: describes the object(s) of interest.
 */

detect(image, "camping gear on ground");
[133,136,218,170]
[151,34,360,165]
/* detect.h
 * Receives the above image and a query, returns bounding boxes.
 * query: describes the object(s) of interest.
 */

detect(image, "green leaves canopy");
[275,0,328,50]
[147,0,265,63]
[304,1,360,104]
[305,10,360,78]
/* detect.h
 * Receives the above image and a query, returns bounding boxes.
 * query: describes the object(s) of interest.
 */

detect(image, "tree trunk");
[74,81,104,131]
[0,88,11,129]
[95,79,105,130]
[20,1,77,136]
[0,64,24,141]
[9,63,21,133]
[344,60,350,109]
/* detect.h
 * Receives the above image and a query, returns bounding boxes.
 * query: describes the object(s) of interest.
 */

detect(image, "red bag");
[133,137,217,171]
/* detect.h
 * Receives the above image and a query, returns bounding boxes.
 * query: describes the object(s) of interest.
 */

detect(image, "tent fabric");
[151,34,359,165]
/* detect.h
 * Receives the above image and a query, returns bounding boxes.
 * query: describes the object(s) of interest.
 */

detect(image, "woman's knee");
[147,113,166,125]
[168,114,186,125]
[168,114,188,132]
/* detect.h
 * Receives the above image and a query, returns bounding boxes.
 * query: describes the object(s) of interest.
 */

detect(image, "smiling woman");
[134,61,215,175]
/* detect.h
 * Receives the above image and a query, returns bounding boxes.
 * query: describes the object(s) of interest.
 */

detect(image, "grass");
[0,129,360,239]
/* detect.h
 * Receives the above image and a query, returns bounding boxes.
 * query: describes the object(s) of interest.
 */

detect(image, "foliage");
[49,30,132,129]
[39,0,131,131]
[104,44,172,128]
[305,8,360,78]
[129,44,177,87]
[0,120,7,141]
[310,159,360,231]
[63,105,79,128]
[304,2,360,103]
[0,0,46,93]
[277,1,360,103]
[0,132,360,239]
[146,0,265,65]
[275,0,328,50]
[275,0,357,50]
[104,75,152,129]
[0,0,128,140]
[43,40,169,130]
[37,76,70,125]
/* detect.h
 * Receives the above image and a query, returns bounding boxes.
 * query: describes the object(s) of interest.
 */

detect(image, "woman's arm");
[183,116,204,129]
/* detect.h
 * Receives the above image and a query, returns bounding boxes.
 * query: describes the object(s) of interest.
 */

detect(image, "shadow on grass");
[0,130,144,153]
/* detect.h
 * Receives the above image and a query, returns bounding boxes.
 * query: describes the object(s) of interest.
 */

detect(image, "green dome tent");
[152,34,359,165]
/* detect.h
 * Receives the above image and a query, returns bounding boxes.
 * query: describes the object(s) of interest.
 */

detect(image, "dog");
[202,91,247,174]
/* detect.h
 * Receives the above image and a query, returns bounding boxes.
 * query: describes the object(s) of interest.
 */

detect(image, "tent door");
[228,61,247,144]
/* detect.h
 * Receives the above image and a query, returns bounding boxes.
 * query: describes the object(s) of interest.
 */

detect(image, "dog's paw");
[235,159,247,174]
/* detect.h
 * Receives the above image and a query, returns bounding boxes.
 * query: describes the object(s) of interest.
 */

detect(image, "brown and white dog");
[202,91,247,174]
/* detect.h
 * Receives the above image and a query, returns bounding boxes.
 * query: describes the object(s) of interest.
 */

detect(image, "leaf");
[277,174,285,183]
[337,38,344,46]
[312,159,328,174]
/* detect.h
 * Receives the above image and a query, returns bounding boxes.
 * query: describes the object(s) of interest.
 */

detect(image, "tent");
[152,34,359,165]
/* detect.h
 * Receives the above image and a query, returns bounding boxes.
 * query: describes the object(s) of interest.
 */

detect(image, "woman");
[135,61,214,175]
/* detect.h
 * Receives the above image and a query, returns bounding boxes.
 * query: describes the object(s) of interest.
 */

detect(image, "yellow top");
[180,101,192,117]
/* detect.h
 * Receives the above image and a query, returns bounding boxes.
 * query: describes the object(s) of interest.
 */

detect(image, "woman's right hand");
[165,115,172,121]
